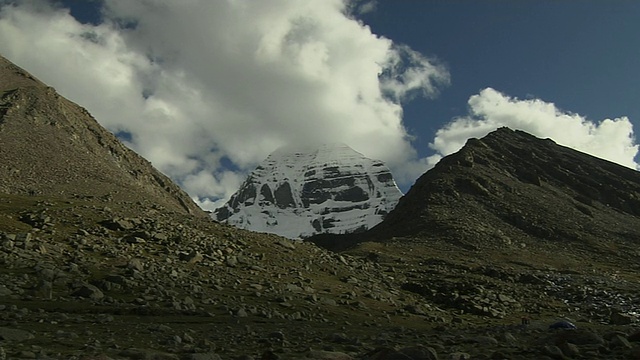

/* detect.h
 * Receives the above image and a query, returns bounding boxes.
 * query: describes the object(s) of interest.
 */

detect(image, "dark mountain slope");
[314,127,640,255]
[0,54,204,216]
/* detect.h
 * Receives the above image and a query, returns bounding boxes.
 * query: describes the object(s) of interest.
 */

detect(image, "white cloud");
[430,87,639,170]
[0,0,449,210]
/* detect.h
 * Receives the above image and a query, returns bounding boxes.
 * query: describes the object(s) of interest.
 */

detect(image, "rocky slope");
[313,127,640,251]
[311,127,640,356]
[0,54,204,217]
[214,143,402,239]
[371,127,640,246]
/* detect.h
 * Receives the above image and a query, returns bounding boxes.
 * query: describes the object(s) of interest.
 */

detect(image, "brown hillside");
[0,55,204,216]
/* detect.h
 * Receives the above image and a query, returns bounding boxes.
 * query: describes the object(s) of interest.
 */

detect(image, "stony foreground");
[1,196,639,359]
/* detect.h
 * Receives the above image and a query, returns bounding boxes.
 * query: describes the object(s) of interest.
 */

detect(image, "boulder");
[72,284,104,300]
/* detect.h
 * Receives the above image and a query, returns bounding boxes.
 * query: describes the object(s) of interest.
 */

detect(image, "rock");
[226,256,238,267]
[185,354,223,360]
[367,348,413,360]
[102,218,135,231]
[306,350,353,360]
[610,311,632,325]
[72,284,104,300]
[0,327,35,341]
[268,331,285,342]
[549,320,576,330]
[610,334,633,349]
[558,342,580,358]
[276,239,296,250]
[447,353,470,360]
[0,285,12,296]
[128,258,144,272]
[38,267,56,281]
[499,332,518,346]
[398,345,439,360]
[33,279,52,299]
[17,350,36,359]
[542,345,566,360]
[179,250,203,264]
[1,239,14,251]
[471,336,498,346]
[124,236,146,244]
[261,350,280,360]
[629,330,640,342]
[554,329,605,346]
[118,348,179,360]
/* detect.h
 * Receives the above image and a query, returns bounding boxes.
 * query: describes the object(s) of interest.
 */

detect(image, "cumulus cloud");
[0,0,449,210]
[429,88,639,170]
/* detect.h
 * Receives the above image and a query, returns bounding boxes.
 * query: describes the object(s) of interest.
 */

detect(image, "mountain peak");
[214,143,403,239]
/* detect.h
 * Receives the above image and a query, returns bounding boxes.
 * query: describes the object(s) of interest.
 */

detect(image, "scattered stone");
[559,342,580,358]
[398,345,439,360]
[610,311,633,325]
[102,218,135,231]
[366,348,413,360]
[16,350,36,359]
[448,353,471,360]
[226,256,238,267]
[307,350,353,360]
[128,258,144,272]
[542,346,565,360]
[72,284,104,300]
[0,327,34,341]
[185,354,223,360]
[276,239,295,250]
[629,330,640,342]
[179,250,204,264]
[554,329,605,346]
[0,285,12,296]
[610,334,633,349]
[549,320,577,330]
[33,279,52,299]
[118,348,178,360]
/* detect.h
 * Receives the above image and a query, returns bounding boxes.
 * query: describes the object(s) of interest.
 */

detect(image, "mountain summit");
[0,54,204,216]
[214,143,402,238]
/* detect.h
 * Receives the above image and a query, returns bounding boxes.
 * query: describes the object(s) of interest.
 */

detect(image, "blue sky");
[360,1,640,151]
[1,0,638,210]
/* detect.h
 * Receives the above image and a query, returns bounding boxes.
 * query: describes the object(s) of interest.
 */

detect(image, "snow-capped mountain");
[214,143,403,239]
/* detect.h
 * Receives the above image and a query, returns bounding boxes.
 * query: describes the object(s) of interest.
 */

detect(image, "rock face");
[214,143,402,238]
[0,54,204,217]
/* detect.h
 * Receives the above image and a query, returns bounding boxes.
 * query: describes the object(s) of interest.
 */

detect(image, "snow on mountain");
[214,143,403,239]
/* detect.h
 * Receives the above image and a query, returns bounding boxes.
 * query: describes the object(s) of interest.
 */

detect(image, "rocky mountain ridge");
[214,143,402,239]
[0,54,204,217]
[313,127,640,252]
